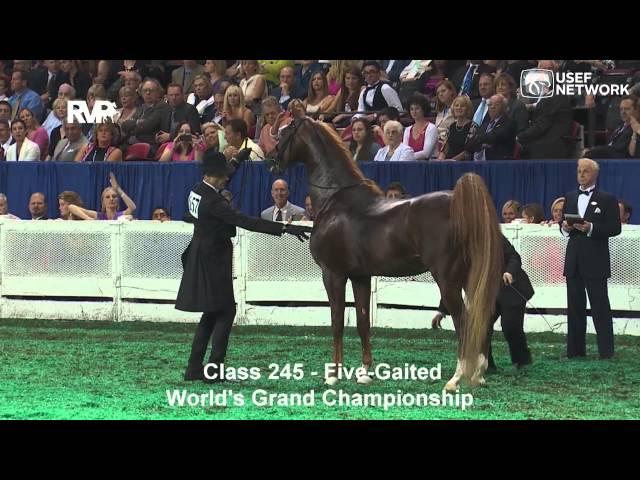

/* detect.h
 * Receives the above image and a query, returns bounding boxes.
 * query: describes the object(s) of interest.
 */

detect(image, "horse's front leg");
[351,275,373,384]
[322,269,347,386]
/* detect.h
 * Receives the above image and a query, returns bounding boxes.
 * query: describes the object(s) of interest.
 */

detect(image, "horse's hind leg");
[351,275,373,385]
[322,268,347,386]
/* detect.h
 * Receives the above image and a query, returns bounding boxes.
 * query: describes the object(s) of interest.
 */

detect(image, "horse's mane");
[309,120,383,195]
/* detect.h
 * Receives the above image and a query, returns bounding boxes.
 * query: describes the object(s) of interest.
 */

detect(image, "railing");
[1,220,639,333]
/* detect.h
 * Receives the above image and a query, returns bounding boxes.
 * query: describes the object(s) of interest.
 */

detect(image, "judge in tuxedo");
[584,96,637,159]
[561,158,621,359]
[465,94,517,160]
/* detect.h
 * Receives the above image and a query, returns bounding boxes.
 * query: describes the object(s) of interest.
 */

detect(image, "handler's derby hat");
[201,151,234,177]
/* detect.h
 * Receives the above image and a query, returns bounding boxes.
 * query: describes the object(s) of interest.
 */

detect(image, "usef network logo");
[67,101,118,123]
[520,69,554,99]
[520,68,629,100]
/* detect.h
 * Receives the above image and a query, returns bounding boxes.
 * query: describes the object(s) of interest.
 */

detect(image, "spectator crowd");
[1,59,639,222]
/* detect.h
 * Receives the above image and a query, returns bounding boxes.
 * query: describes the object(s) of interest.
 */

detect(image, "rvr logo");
[67,101,118,123]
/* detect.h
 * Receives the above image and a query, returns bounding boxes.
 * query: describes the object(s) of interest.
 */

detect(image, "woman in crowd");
[201,122,224,154]
[258,96,281,156]
[159,121,204,162]
[69,173,136,221]
[437,95,473,161]
[502,200,522,223]
[6,119,41,161]
[403,94,438,160]
[19,108,49,160]
[494,73,529,134]
[42,98,67,137]
[76,122,122,162]
[327,67,363,128]
[543,197,566,225]
[434,80,457,146]
[223,85,255,131]
[204,60,229,94]
[423,60,449,100]
[113,86,142,149]
[113,86,141,125]
[326,60,361,96]
[374,120,415,162]
[239,60,267,105]
[58,191,85,220]
[46,100,69,158]
[304,71,334,118]
[350,118,380,162]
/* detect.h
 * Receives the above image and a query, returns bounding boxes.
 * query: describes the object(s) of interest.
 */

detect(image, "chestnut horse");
[267,118,503,391]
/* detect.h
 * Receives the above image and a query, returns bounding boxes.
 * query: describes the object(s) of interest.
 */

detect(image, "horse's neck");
[304,142,362,213]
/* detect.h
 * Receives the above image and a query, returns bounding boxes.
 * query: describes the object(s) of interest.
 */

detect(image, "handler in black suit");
[561,158,621,359]
[433,234,534,369]
[176,151,313,382]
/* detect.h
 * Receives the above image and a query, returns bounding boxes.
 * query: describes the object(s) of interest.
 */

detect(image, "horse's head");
[265,117,309,174]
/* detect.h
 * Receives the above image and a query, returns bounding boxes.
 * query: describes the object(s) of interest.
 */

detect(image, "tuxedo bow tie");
[579,189,594,195]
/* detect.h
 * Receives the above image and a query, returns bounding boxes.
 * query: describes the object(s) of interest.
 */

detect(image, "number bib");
[188,191,202,219]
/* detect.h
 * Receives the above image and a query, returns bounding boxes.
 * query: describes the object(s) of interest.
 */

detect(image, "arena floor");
[1,319,639,420]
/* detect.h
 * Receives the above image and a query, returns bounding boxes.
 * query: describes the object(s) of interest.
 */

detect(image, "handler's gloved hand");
[283,223,313,242]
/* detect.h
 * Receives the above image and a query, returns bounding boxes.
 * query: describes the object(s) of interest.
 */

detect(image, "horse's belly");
[310,211,430,277]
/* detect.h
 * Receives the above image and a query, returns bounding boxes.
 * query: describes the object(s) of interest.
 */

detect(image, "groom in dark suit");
[561,158,621,359]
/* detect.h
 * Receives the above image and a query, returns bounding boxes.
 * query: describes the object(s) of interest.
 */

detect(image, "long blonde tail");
[450,173,503,378]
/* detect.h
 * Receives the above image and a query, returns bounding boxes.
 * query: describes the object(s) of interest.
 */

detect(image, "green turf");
[1,318,639,420]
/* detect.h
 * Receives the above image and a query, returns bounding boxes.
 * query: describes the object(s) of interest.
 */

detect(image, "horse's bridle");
[266,117,364,191]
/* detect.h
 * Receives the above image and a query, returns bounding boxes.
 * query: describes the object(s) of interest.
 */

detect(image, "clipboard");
[564,214,585,226]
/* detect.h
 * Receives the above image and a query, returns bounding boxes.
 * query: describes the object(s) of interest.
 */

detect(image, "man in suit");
[516,60,573,159]
[28,192,49,220]
[261,179,306,222]
[269,66,307,111]
[171,60,204,96]
[466,94,517,160]
[584,96,637,159]
[155,83,201,145]
[176,151,312,382]
[471,73,496,127]
[40,60,63,113]
[8,70,43,121]
[433,234,534,369]
[561,158,621,359]
[120,78,170,155]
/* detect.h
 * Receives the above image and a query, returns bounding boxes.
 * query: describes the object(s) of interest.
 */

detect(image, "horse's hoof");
[470,376,486,387]
[325,376,339,386]
[357,374,373,385]
[444,382,458,393]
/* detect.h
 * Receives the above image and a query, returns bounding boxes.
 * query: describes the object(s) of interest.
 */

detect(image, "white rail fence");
[1,220,639,335]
